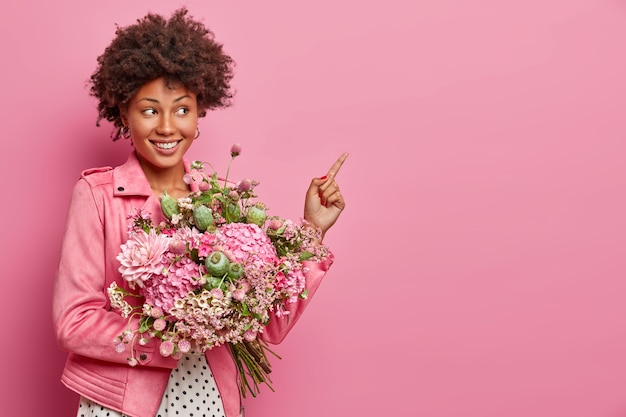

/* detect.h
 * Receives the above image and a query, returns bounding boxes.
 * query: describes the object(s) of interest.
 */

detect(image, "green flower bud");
[193,205,214,231]
[160,192,180,220]
[228,262,244,279]
[205,251,230,277]
[204,276,226,290]
[246,203,267,227]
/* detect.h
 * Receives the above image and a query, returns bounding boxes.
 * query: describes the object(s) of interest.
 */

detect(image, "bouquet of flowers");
[108,143,329,397]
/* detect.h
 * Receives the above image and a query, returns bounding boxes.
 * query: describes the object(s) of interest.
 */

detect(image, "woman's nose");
[156,114,175,136]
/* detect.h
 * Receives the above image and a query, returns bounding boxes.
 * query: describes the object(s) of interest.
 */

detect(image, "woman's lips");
[152,140,182,150]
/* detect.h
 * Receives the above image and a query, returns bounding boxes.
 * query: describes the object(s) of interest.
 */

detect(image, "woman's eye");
[176,107,189,115]
[142,108,157,116]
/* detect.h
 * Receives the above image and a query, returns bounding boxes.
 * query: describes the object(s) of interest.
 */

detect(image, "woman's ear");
[118,105,128,126]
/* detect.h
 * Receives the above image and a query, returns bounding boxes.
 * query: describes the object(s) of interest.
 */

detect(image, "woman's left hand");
[303,152,349,238]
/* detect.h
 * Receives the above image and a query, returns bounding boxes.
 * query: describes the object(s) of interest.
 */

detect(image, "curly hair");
[89,7,235,140]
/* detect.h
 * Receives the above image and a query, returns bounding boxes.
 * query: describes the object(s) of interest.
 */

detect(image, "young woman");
[53,8,347,417]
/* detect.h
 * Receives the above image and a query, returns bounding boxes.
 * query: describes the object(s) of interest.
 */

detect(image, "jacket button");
[139,353,148,361]
[117,186,125,192]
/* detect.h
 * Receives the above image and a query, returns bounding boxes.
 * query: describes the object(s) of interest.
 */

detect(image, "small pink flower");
[230,143,242,157]
[153,318,166,331]
[199,181,210,191]
[232,288,246,301]
[210,288,224,300]
[238,178,252,192]
[193,171,205,182]
[243,330,257,342]
[150,306,164,318]
[127,357,138,367]
[169,239,186,255]
[177,339,191,353]
[115,342,126,353]
[160,341,175,357]
[268,219,283,230]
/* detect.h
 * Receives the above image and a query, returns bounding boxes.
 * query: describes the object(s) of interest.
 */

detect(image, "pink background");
[1,0,625,416]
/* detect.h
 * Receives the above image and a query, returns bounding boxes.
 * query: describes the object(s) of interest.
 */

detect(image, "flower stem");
[230,342,275,398]
[224,156,235,188]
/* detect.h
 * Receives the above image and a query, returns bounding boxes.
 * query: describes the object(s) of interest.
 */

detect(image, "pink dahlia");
[117,230,170,288]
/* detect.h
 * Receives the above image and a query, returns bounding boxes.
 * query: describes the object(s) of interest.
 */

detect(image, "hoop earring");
[119,126,131,140]
[194,127,201,139]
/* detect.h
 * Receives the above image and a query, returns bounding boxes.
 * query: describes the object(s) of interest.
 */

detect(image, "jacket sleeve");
[260,254,334,344]
[52,178,177,369]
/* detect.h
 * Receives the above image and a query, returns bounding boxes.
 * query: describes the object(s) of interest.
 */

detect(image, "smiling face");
[120,77,198,175]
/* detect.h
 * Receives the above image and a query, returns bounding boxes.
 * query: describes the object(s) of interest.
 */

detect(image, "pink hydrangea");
[216,223,278,267]
[197,233,219,258]
[141,255,200,311]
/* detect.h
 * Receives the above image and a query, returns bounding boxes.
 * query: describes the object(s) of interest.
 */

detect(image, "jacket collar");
[113,152,151,197]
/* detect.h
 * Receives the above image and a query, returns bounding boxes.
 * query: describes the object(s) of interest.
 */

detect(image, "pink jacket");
[53,152,333,417]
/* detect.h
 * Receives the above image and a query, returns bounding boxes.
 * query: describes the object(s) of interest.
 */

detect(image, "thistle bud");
[169,239,186,255]
[238,178,252,192]
[230,143,242,157]
[199,181,210,191]
[268,219,283,230]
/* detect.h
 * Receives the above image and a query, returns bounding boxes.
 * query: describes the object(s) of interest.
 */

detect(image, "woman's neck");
[139,159,190,199]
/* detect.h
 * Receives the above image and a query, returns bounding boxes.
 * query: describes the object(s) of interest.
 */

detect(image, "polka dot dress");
[77,354,226,417]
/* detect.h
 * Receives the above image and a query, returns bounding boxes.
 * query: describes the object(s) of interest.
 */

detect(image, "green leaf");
[224,202,241,223]
[195,193,214,205]
[190,248,200,264]
[138,316,152,333]
[299,251,314,261]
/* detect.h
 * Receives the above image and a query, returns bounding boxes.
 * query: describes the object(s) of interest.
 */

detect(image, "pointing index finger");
[326,152,349,180]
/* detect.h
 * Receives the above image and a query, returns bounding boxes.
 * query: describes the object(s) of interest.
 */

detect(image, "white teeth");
[154,141,179,150]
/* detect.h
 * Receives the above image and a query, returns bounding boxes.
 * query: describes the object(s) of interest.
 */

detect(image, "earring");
[119,126,131,140]
[194,127,201,139]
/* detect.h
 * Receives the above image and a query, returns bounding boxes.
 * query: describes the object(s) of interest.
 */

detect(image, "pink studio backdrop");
[1,0,625,416]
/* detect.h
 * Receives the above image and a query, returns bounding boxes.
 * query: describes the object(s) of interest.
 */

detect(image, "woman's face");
[121,77,198,172]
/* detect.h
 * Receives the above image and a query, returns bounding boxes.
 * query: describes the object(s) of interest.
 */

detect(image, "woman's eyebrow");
[136,95,192,104]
